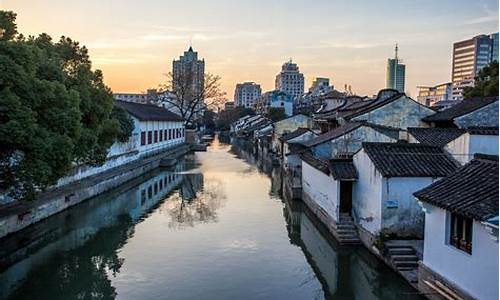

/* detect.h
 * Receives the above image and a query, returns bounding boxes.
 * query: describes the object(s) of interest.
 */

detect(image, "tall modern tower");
[386,44,406,93]
[451,33,499,100]
[234,82,262,108]
[172,46,205,99]
[275,60,305,99]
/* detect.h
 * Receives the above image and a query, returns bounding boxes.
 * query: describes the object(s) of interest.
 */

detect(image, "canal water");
[0,136,422,300]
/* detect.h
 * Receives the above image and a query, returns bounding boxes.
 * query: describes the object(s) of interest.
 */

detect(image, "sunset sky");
[2,0,498,98]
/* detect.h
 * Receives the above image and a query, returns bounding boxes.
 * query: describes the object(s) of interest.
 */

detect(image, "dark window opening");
[449,213,473,254]
[147,131,152,144]
[154,130,158,143]
[141,132,146,145]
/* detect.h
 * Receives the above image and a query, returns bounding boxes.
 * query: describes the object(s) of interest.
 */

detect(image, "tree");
[215,107,255,131]
[159,71,226,126]
[0,10,133,200]
[464,61,499,98]
[267,107,287,122]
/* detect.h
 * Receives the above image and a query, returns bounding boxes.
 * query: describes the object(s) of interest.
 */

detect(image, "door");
[339,181,352,214]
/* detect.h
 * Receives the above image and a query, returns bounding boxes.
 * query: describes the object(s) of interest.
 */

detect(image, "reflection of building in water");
[0,165,187,300]
[270,167,283,198]
[163,173,226,230]
[180,172,204,201]
[282,201,421,300]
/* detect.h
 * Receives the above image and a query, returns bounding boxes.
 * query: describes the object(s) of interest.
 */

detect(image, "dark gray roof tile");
[362,142,459,177]
[414,154,498,221]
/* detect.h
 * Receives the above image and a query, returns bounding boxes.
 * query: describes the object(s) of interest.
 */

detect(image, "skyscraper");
[451,33,499,100]
[172,46,205,99]
[386,44,405,93]
[234,82,262,108]
[275,60,305,99]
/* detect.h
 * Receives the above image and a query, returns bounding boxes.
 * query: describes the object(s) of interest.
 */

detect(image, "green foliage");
[215,107,255,131]
[0,11,17,41]
[111,105,134,143]
[267,107,287,122]
[464,61,499,98]
[0,11,132,201]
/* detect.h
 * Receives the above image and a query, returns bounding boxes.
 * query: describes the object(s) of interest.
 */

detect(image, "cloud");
[463,14,498,25]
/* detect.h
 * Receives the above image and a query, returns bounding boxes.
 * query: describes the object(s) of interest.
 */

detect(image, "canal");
[0,136,422,300]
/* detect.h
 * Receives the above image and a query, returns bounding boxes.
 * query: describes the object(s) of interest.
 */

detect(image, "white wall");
[423,206,499,300]
[382,177,434,237]
[302,160,340,223]
[446,133,499,165]
[352,149,382,234]
[57,117,185,187]
[469,134,498,156]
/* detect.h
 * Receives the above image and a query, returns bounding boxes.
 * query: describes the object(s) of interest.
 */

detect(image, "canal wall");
[0,143,191,239]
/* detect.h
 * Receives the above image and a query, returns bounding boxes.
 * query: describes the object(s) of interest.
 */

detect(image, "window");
[148,186,152,199]
[154,182,158,195]
[154,130,158,143]
[449,213,473,254]
[141,132,146,145]
[159,129,163,142]
[147,131,152,144]
[164,129,168,140]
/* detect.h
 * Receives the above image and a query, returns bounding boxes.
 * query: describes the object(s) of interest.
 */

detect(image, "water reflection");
[0,136,421,300]
[0,159,211,300]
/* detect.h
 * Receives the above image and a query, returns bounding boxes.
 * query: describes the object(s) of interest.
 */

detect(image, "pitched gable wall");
[311,126,397,159]
[454,100,499,128]
[350,96,434,129]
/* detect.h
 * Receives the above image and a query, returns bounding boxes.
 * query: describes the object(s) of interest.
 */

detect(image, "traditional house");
[303,122,400,159]
[408,126,499,164]
[313,89,435,130]
[422,96,498,128]
[58,101,185,186]
[279,128,317,162]
[352,143,459,241]
[300,152,360,244]
[270,114,312,154]
[414,154,498,300]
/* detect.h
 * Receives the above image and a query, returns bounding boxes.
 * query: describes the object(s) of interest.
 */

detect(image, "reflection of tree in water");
[7,215,134,300]
[163,174,226,229]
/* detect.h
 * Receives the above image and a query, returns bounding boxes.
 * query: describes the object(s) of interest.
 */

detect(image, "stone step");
[391,255,418,262]
[339,238,361,244]
[385,244,414,250]
[336,223,355,228]
[388,248,415,255]
[394,261,418,268]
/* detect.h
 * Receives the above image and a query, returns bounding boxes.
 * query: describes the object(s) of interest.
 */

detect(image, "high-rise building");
[172,46,205,99]
[275,60,305,99]
[451,33,499,100]
[386,44,405,93]
[309,77,334,96]
[234,82,262,108]
[416,83,452,107]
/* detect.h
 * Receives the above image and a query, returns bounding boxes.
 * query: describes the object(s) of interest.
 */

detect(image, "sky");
[1,0,499,98]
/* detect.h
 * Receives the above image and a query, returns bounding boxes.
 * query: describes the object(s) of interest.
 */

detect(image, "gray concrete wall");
[0,144,190,238]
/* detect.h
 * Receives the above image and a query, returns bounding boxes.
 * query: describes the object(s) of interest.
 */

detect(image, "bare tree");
[158,70,226,126]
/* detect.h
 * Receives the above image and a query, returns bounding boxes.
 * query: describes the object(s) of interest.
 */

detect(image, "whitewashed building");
[57,101,185,186]
[408,127,499,164]
[352,142,459,240]
[414,154,498,300]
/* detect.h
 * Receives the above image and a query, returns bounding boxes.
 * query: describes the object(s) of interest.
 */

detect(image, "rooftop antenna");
[289,57,293,63]
[395,43,399,61]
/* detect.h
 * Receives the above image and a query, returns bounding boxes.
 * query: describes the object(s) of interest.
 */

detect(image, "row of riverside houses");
[0,100,186,238]
[230,88,499,300]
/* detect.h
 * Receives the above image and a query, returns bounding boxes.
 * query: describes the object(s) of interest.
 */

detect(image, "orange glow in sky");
[2,0,498,98]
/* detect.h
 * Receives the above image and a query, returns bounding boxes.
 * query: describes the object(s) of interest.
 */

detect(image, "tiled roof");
[407,127,465,147]
[300,152,330,174]
[279,128,312,142]
[466,126,499,135]
[362,142,459,177]
[343,93,406,120]
[329,159,358,180]
[116,100,183,122]
[303,122,399,147]
[304,122,364,147]
[422,97,498,122]
[286,143,307,155]
[414,154,499,221]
